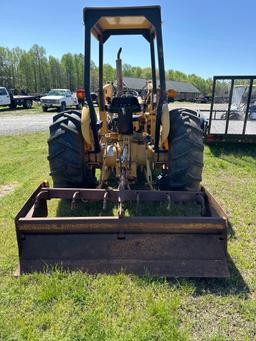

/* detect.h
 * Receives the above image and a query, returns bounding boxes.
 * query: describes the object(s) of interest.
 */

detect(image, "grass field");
[0,132,255,340]
[0,103,50,116]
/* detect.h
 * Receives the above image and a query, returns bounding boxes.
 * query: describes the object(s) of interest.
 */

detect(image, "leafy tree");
[49,56,63,89]
[141,67,152,80]
[19,52,34,91]
[0,44,215,95]
[74,54,84,88]
[103,64,115,83]
[29,45,49,91]
[61,53,76,90]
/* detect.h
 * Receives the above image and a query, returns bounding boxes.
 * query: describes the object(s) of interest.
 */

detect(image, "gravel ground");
[0,113,53,135]
[0,103,214,136]
[170,102,212,111]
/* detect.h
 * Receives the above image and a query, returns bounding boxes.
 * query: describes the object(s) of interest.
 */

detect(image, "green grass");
[0,133,256,340]
[0,103,50,116]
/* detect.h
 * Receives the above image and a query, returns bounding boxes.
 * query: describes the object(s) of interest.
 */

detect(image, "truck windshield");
[0,88,8,95]
[47,90,68,96]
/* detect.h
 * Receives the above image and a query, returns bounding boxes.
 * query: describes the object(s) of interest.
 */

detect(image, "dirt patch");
[0,184,16,199]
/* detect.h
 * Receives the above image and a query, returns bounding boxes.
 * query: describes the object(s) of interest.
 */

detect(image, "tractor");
[48,9,203,193]
[15,6,229,277]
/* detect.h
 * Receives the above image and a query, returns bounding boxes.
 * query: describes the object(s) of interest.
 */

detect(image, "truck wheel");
[48,110,96,188]
[23,100,32,109]
[166,109,204,191]
[59,102,66,112]
[42,106,48,112]
[9,102,17,109]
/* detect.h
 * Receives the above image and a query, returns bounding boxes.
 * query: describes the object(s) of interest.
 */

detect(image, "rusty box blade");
[15,183,230,278]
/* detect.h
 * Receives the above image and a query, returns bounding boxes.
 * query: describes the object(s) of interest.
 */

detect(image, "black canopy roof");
[83,6,161,42]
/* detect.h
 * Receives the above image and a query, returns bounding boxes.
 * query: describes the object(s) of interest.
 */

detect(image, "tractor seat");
[109,96,141,113]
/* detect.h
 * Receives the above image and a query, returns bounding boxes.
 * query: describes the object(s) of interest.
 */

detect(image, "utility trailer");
[204,75,256,143]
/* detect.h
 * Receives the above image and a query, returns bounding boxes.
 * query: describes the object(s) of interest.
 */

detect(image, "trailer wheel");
[48,110,96,188]
[221,111,240,120]
[23,100,32,109]
[166,109,204,191]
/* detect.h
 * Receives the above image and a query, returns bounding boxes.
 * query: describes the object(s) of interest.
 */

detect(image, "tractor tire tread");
[167,109,204,191]
[48,112,96,188]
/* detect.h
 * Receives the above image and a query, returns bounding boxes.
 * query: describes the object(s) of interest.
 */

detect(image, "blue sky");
[1,0,255,78]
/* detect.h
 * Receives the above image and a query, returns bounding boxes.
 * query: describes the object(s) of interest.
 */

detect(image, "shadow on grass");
[55,200,249,298]
[56,199,116,217]
[56,199,203,218]
[208,143,256,158]
[227,221,236,240]
[183,255,250,298]
[136,256,250,299]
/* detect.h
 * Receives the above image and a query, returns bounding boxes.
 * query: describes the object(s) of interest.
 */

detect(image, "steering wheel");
[116,89,139,98]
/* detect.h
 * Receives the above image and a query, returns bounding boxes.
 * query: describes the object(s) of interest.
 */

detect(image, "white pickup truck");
[40,89,81,112]
[0,87,34,109]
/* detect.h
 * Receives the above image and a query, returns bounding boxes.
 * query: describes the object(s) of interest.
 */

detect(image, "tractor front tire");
[48,110,96,188]
[166,109,204,191]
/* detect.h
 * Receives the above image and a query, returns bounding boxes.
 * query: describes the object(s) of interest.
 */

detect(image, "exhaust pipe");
[116,48,123,93]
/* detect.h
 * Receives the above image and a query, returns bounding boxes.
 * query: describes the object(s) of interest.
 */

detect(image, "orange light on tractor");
[76,88,85,103]
[167,89,177,99]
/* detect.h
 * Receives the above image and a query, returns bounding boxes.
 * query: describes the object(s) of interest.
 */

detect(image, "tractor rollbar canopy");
[83,6,166,152]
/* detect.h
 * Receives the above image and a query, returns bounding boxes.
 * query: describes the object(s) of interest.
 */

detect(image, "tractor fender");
[160,103,170,145]
[81,106,93,148]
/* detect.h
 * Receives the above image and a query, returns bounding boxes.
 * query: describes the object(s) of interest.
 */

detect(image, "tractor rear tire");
[167,109,204,191]
[48,110,96,188]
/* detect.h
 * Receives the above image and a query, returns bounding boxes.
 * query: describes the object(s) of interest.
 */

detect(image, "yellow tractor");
[15,6,229,277]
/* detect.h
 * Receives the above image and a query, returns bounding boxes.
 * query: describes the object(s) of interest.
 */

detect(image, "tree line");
[0,44,213,95]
